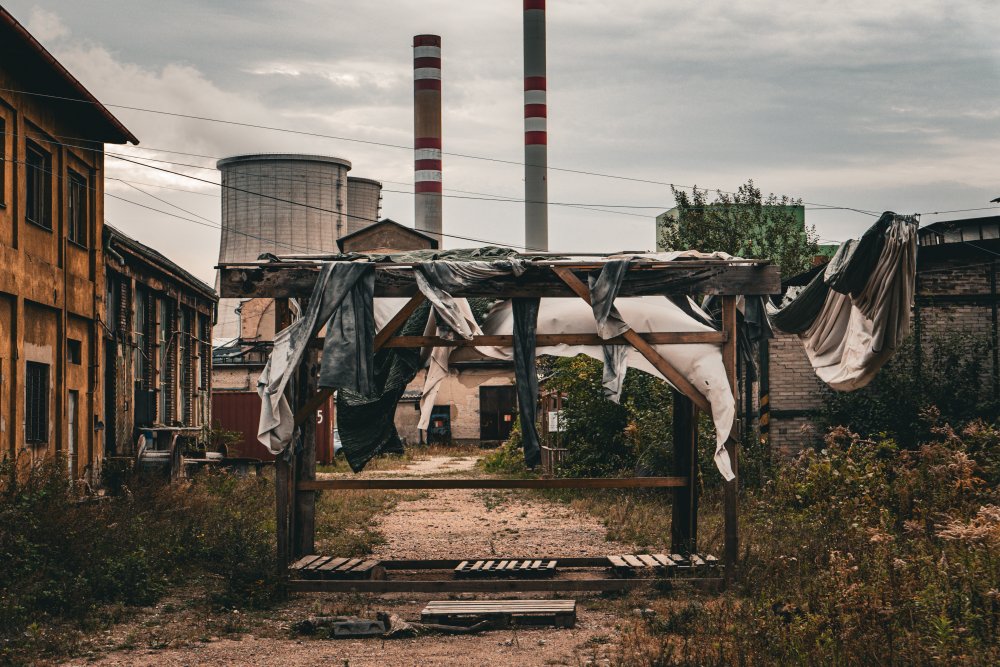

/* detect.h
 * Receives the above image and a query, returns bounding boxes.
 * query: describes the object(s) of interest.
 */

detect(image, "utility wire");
[0,86,889,215]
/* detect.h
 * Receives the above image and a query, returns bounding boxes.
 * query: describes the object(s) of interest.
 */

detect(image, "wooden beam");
[721,295,739,580]
[671,392,698,555]
[381,331,728,348]
[218,263,781,299]
[274,298,294,570]
[287,578,724,594]
[298,476,688,490]
[551,267,712,413]
[294,345,318,558]
[374,293,426,351]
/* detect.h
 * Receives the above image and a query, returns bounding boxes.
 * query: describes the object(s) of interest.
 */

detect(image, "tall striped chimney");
[413,34,443,242]
[523,1,548,251]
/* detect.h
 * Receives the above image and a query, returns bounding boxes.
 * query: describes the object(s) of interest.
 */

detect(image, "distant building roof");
[336,218,440,253]
[104,225,217,302]
[0,7,138,145]
[918,215,1000,247]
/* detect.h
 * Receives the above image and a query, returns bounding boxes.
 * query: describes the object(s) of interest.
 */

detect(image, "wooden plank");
[608,555,629,568]
[298,476,688,491]
[381,331,728,348]
[374,293,427,351]
[637,555,661,568]
[496,560,509,571]
[318,557,350,572]
[350,560,380,575]
[379,557,610,569]
[651,554,675,567]
[704,555,720,568]
[455,560,469,572]
[275,458,292,569]
[622,555,645,568]
[304,556,332,571]
[336,558,362,572]
[671,391,698,555]
[218,263,781,299]
[470,561,484,572]
[551,267,712,413]
[288,578,725,594]
[690,554,706,568]
[289,555,321,570]
[506,561,520,570]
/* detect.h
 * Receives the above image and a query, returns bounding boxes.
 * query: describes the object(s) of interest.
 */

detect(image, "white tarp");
[388,294,737,480]
[800,218,917,390]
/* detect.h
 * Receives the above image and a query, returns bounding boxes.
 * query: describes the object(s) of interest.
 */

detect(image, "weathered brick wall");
[769,255,999,457]
[767,330,826,456]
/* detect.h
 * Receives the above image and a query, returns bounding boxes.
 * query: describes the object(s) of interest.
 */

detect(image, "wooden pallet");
[289,555,382,579]
[454,559,558,578]
[421,599,576,628]
[608,553,720,577]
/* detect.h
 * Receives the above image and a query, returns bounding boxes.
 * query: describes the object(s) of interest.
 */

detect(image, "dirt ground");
[62,453,655,667]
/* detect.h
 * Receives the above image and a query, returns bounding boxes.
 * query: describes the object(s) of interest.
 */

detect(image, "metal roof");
[0,7,138,145]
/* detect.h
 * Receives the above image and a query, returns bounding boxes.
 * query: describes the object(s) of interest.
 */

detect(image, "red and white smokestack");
[523,0,548,251]
[413,34,443,242]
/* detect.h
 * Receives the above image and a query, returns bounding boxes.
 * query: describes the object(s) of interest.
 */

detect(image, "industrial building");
[0,8,137,481]
[102,225,217,463]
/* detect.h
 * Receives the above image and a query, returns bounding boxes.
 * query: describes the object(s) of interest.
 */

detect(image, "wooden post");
[294,344,318,558]
[274,299,294,569]
[670,391,698,554]
[721,295,739,581]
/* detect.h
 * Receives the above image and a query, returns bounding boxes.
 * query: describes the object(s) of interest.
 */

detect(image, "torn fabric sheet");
[476,296,736,481]
[417,301,482,430]
[513,298,542,467]
[414,260,526,339]
[257,262,375,455]
[588,259,631,403]
[771,212,918,390]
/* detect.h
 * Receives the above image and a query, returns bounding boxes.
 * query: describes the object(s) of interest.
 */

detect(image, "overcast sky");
[7,1,1000,287]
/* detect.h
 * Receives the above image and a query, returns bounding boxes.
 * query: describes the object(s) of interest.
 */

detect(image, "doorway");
[479,385,517,442]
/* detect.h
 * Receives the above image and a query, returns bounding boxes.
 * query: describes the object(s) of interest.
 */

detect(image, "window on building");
[961,226,982,242]
[26,141,52,229]
[67,339,82,365]
[25,361,50,444]
[134,287,148,388]
[982,224,1000,240]
[178,308,190,425]
[68,170,88,246]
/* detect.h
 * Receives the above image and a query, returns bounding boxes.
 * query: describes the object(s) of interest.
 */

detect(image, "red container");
[211,392,334,463]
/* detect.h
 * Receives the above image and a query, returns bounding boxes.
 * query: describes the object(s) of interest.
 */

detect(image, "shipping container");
[211,392,335,463]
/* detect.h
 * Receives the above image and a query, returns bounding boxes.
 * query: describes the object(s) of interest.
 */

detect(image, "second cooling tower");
[346,176,383,235]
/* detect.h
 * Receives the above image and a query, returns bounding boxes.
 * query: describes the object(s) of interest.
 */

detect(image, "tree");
[657,179,820,277]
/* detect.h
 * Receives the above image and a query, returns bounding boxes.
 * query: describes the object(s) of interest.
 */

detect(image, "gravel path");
[64,454,641,667]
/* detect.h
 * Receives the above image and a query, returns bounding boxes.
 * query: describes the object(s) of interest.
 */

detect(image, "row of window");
[0,118,89,246]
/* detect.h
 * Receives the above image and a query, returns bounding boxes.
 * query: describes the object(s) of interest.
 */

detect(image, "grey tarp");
[513,298,542,467]
[770,212,918,390]
[588,259,631,403]
[257,262,375,455]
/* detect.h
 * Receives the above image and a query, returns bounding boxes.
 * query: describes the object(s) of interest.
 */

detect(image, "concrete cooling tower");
[345,176,383,235]
[216,153,351,262]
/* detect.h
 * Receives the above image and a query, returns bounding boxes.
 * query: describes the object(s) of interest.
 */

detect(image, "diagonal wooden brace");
[293,293,427,427]
[552,267,712,414]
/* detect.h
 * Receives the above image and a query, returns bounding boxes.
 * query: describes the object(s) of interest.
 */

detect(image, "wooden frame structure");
[218,257,780,592]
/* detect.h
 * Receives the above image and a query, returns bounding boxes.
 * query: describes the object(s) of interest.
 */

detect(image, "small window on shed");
[943,229,961,244]
[25,362,50,444]
[67,339,82,365]
[981,224,999,240]
[961,226,982,242]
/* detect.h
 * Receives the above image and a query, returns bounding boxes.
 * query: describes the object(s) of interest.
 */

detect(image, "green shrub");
[0,458,280,663]
[478,418,530,475]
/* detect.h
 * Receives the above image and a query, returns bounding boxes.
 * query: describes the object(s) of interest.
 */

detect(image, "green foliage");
[0,459,281,663]
[478,418,531,475]
[658,179,819,276]
[822,332,1000,447]
[614,424,1000,665]
[544,355,679,477]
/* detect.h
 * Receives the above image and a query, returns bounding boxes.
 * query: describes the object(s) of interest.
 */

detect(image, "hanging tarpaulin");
[770,211,919,391]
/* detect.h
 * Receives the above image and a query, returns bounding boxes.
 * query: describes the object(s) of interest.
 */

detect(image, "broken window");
[25,361,49,444]
[26,141,52,229]
[67,339,82,365]
[68,170,88,246]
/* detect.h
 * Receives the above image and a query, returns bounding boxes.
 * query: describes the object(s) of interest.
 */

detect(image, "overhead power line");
[0,86,886,215]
